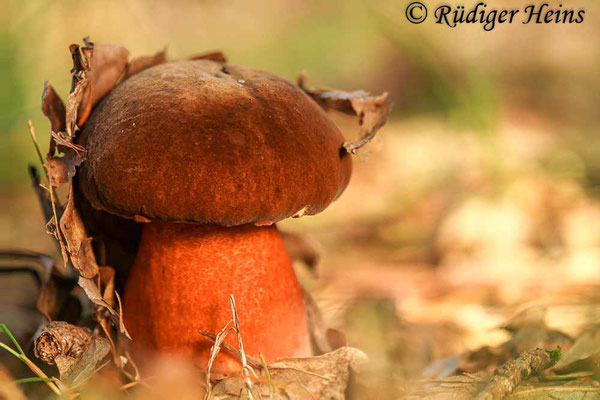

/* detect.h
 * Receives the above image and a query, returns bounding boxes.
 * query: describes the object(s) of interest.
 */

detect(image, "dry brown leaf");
[188,50,227,63]
[98,266,116,307]
[35,39,136,346]
[44,152,85,187]
[41,82,66,156]
[49,131,86,157]
[77,276,112,311]
[34,321,92,365]
[66,44,90,137]
[59,187,99,278]
[125,49,167,79]
[210,347,367,400]
[326,328,348,350]
[59,336,110,386]
[298,72,390,154]
[54,354,78,376]
[84,41,130,106]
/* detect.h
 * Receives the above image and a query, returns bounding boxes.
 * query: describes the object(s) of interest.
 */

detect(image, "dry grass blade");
[204,318,233,400]
[259,353,274,400]
[28,120,45,167]
[230,294,255,400]
[199,330,262,370]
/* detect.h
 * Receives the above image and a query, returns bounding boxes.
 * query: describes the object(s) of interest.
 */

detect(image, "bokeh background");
[1,0,599,397]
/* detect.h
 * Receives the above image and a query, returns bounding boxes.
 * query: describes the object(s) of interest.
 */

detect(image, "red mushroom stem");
[123,221,312,371]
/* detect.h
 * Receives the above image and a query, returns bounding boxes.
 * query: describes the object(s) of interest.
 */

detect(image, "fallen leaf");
[98,266,115,307]
[66,44,90,137]
[34,321,92,365]
[326,328,348,350]
[125,49,167,79]
[210,347,367,400]
[84,41,130,106]
[44,151,85,187]
[60,336,110,386]
[298,72,390,154]
[59,187,99,278]
[41,82,66,156]
[77,276,111,311]
[188,50,227,63]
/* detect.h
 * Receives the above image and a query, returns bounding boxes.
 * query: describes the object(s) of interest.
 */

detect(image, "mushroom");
[77,59,354,371]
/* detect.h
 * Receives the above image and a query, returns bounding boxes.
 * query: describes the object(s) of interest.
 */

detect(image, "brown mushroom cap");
[78,60,352,226]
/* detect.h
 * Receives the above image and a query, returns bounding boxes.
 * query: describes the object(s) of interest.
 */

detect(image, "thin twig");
[476,348,560,400]
[230,294,255,400]
[48,188,68,270]
[125,350,143,383]
[199,330,262,369]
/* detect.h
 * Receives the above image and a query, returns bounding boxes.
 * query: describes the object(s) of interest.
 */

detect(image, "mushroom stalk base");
[123,221,312,372]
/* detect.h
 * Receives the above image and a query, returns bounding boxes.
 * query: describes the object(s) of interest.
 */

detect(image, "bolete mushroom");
[76,58,379,371]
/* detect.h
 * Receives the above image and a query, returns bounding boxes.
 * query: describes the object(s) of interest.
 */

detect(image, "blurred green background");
[1,0,600,396]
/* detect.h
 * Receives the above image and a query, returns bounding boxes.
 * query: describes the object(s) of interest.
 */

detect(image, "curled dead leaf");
[41,82,66,156]
[77,276,111,311]
[44,151,85,187]
[34,321,92,365]
[59,187,99,278]
[298,72,390,154]
[66,44,90,137]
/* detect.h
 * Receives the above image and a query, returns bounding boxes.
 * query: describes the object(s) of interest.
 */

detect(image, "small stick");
[476,348,560,400]
[230,294,255,400]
